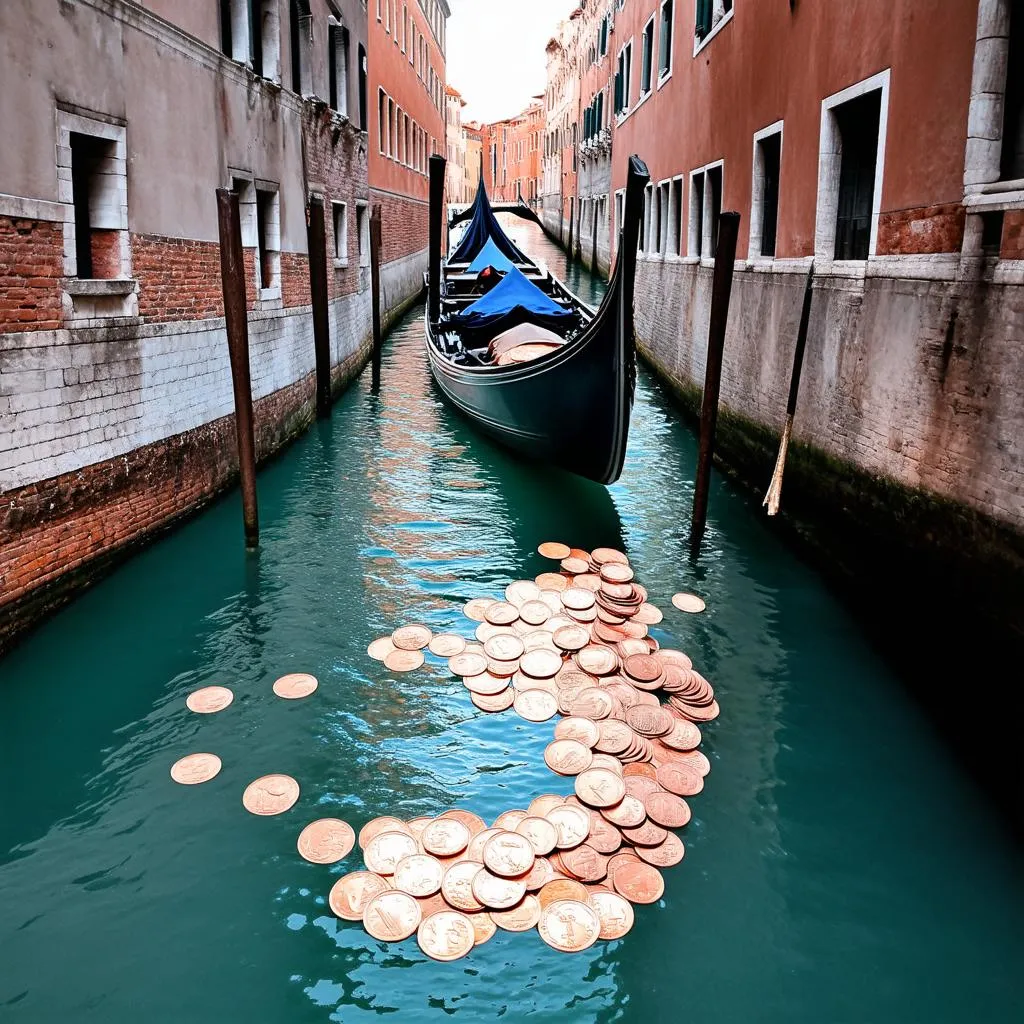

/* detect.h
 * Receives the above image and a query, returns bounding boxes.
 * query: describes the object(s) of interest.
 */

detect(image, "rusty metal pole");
[216,187,259,548]
[369,204,383,390]
[307,194,332,418]
[690,211,741,549]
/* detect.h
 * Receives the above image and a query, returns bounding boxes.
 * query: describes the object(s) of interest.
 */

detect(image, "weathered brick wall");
[632,256,1024,535]
[1001,212,1024,260]
[0,217,63,332]
[877,204,966,255]
[133,235,224,322]
[375,192,429,266]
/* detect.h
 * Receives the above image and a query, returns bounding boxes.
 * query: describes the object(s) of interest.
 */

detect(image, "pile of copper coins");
[171,543,714,961]
[344,542,717,959]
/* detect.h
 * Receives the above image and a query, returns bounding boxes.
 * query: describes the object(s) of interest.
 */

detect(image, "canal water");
[0,221,1020,1024]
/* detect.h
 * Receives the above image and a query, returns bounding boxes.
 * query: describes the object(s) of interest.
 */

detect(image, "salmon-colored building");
[543,0,1023,619]
[368,0,449,322]
[481,101,545,205]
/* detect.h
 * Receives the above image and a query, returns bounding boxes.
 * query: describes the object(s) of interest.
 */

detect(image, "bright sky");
[446,0,580,124]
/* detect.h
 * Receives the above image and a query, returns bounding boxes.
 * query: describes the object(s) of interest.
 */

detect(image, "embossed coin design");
[538,900,602,953]
[272,673,318,699]
[297,818,355,864]
[185,686,234,714]
[417,910,475,961]
[242,774,299,815]
[362,890,422,942]
[170,752,222,785]
[328,871,391,921]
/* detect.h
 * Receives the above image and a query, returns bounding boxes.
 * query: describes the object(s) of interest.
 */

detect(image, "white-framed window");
[289,0,313,95]
[329,19,350,117]
[750,120,783,259]
[659,0,674,79]
[614,188,625,247]
[220,0,280,81]
[640,182,653,251]
[402,2,407,51]
[332,201,348,265]
[694,0,733,56]
[254,184,281,296]
[378,89,387,154]
[640,16,655,97]
[356,202,370,268]
[388,98,396,158]
[689,160,723,258]
[670,176,684,256]
[657,180,671,253]
[376,0,381,21]
[816,70,890,261]
[614,39,633,116]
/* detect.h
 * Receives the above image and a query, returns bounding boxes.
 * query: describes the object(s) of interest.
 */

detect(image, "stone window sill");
[334,258,349,270]
[63,278,137,297]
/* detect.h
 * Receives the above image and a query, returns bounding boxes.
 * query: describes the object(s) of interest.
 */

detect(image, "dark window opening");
[256,189,274,288]
[659,0,673,75]
[328,24,338,109]
[249,0,263,76]
[693,173,705,256]
[641,20,653,94]
[359,44,368,130]
[220,0,233,57]
[707,165,722,255]
[1001,3,1024,180]
[70,132,119,280]
[671,177,683,255]
[759,133,781,257]
[981,211,1004,256]
[833,90,881,260]
[290,0,303,92]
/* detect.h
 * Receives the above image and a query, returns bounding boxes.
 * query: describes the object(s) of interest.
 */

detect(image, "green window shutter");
[696,0,712,39]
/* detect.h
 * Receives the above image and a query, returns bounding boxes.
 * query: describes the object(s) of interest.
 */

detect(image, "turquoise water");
[0,221,1020,1023]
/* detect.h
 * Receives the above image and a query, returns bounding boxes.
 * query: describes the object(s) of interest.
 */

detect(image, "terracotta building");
[444,85,470,204]
[0,0,373,648]
[464,123,485,197]
[368,0,449,321]
[481,100,545,205]
[547,0,1023,605]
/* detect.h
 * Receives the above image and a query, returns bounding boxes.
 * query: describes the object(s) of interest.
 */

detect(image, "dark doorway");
[833,90,881,260]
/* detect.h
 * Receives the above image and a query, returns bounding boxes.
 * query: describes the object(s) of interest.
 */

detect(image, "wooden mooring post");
[307,194,332,418]
[215,187,259,549]
[689,211,741,549]
[369,203,383,391]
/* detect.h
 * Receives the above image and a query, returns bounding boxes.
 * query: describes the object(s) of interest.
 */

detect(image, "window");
[615,189,625,246]
[402,3,407,51]
[705,164,723,255]
[356,203,370,267]
[220,1,279,80]
[68,132,124,280]
[614,41,633,115]
[378,89,386,153]
[640,183,652,251]
[816,71,889,261]
[328,21,349,117]
[599,15,609,57]
[751,122,782,258]
[657,181,671,253]
[396,107,404,162]
[289,0,312,95]
[255,187,280,292]
[358,44,368,129]
[405,114,412,166]
[658,0,674,78]
[332,201,348,264]
[670,176,684,255]
[388,97,395,157]
[688,170,705,256]
[640,17,654,96]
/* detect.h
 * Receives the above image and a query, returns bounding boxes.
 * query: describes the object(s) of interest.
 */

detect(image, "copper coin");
[625,775,661,800]
[591,547,629,565]
[591,890,635,939]
[393,853,444,897]
[471,869,526,909]
[574,645,619,676]
[463,671,512,696]
[466,911,498,945]
[610,860,665,904]
[463,598,495,622]
[471,688,515,713]
[367,636,397,661]
[483,633,525,661]
[518,600,552,626]
[297,818,356,864]
[537,878,591,909]
[644,791,692,829]
[363,889,422,942]
[623,654,663,684]
[491,809,529,831]
[364,830,419,874]
[552,625,591,652]
[519,648,563,678]
[672,592,707,614]
[544,739,594,776]
[662,718,702,751]
[560,556,590,575]
[420,817,471,857]
[490,893,542,931]
[522,629,558,652]
[505,580,542,607]
[416,892,448,919]
[616,637,650,659]
[417,910,475,960]
[569,687,615,721]
[561,587,596,612]
[546,803,591,849]
[328,870,392,921]
[599,562,634,584]
[439,808,488,837]
[441,860,486,911]
[622,762,658,780]
[590,753,626,776]
[514,689,558,722]
[515,816,559,856]
[449,650,488,677]
[482,831,535,878]
[535,572,569,591]
[633,603,664,625]
[538,899,601,952]
[607,850,642,877]
[466,827,502,861]
[484,601,519,625]
[575,768,627,809]
[242,774,299,815]
[428,633,466,658]
[170,752,222,785]
[528,794,566,817]
[635,832,685,868]
[554,716,601,748]
[359,816,413,849]
[626,705,674,737]
[407,816,433,837]
[538,541,571,559]
[186,686,234,714]
[559,843,608,882]
[521,855,556,891]
[621,819,667,847]
[384,649,424,673]
[273,673,318,699]
[392,624,432,651]
[600,795,647,828]
[586,813,624,854]
[595,719,634,755]
[656,762,705,797]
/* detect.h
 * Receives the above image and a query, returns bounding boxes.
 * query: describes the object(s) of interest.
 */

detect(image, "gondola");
[423,154,649,485]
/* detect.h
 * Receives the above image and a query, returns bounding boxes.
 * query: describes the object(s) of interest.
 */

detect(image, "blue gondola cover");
[467,237,517,274]
[449,266,575,334]
[450,179,530,264]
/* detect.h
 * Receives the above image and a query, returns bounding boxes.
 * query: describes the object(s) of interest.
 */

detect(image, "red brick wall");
[375,192,428,264]
[134,234,224,322]
[0,217,63,332]
[1001,211,1024,260]
[281,251,309,308]
[877,203,966,255]
[90,229,122,279]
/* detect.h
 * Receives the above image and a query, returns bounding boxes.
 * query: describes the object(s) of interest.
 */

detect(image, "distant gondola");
[423,154,649,485]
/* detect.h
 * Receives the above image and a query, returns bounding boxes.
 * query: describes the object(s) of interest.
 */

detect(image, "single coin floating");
[367,637,396,661]
[384,648,424,673]
[242,774,300,816]
[170,752,222,785]
[418,909,476,961]
[538,541,571,560]
[297,818,356,864]
[185,686,234,714]
[273,673,318,700]
[672,592,707,614]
